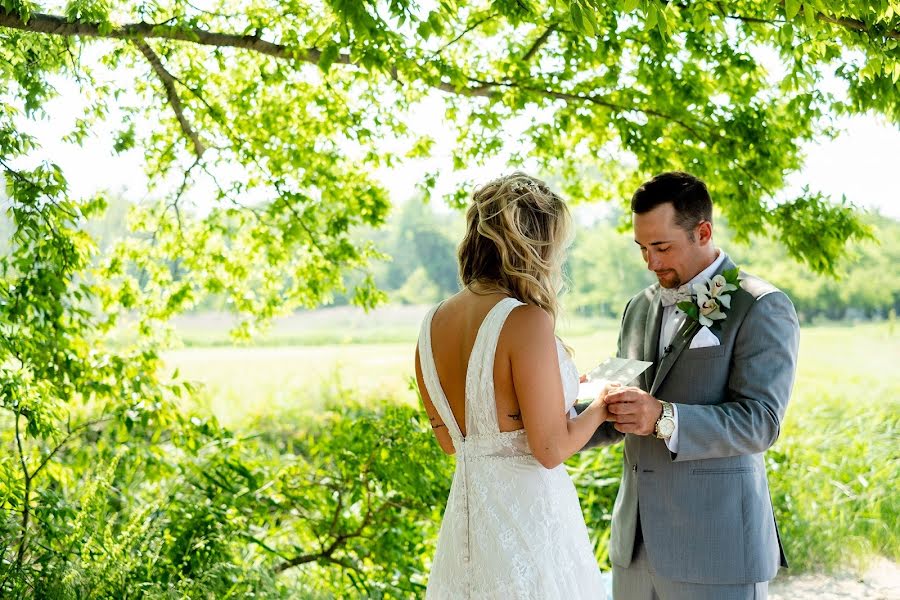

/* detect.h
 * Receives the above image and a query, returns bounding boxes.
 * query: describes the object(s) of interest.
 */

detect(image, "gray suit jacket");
[582,254,799,585]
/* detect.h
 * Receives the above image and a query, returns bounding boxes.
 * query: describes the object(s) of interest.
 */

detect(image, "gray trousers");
[612,540,768,600]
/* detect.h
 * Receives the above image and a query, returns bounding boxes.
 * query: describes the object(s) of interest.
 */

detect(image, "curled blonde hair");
[458,172,573,322]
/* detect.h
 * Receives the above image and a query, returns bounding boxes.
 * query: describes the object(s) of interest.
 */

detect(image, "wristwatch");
[654,401,675,440]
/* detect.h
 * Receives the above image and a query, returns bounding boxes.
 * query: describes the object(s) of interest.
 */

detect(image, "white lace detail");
[417,298,606,599]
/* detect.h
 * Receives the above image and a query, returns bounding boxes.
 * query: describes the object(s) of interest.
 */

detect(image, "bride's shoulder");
[504,304,554,343]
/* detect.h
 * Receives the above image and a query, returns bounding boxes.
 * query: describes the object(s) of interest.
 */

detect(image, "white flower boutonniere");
[676,268,742,338]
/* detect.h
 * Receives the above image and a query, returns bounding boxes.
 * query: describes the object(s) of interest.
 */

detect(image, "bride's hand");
[587,383,619,423]
[598,382,621,404]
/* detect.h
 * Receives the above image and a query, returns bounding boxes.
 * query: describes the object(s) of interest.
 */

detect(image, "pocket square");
[689,326,720,349]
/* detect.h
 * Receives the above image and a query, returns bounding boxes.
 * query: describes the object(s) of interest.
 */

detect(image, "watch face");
[658,418,675,437]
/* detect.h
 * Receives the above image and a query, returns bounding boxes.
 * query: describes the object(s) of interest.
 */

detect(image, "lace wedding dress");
[418,297,606,599]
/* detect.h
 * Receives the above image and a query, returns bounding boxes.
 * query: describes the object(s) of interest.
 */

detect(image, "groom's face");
[633,203,709,289]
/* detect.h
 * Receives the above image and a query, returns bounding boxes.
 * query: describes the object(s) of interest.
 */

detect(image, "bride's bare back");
[425,289,527,437]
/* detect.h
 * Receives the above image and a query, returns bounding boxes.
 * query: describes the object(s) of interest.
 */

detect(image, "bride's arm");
[506,305,609,469]
[572,402,625,449]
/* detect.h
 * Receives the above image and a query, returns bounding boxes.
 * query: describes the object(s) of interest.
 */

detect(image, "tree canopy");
[1,0,897,319]
[1,3,899,593]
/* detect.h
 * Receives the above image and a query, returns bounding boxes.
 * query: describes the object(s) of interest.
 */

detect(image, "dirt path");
[770,559,899,600]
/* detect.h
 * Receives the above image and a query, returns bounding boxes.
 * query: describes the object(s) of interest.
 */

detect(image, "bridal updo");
[458,172,573,322]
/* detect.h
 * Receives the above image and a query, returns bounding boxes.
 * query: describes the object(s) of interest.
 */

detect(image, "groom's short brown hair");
[631,171,712,236]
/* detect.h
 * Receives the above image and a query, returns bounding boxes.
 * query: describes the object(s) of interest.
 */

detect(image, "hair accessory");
[510,178,541,195]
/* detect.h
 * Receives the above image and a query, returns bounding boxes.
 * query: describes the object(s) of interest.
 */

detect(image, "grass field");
[165,306,622,423]
[164,309,898,429]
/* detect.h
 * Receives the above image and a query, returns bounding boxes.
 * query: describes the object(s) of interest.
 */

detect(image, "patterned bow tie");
[659,285,692,308]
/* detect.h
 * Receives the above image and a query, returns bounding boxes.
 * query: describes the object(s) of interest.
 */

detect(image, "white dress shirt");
[658,250,726,453]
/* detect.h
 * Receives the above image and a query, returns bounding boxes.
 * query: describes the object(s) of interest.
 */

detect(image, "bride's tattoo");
[507,412,522,421]
[432,423,446,430]
[430,415,445,430]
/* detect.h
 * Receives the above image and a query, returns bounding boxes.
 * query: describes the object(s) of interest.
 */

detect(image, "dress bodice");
[557,338,579,414]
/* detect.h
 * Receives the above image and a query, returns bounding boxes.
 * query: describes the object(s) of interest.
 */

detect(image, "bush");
[568,445,623,570]
[768,394,899,572]
[1,400,451,599]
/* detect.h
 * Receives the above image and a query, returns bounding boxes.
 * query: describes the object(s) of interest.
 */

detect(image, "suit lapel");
[648,253,738,396]
[650,316,697,395]
[642,287,663,390]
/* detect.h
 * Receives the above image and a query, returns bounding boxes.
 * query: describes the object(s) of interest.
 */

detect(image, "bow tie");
[659,285,692,308]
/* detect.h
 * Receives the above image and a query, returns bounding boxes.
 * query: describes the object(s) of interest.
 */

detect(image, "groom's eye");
[658,246,670,252]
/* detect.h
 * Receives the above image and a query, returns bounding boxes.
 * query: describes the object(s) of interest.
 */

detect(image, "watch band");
[654,401,674,439]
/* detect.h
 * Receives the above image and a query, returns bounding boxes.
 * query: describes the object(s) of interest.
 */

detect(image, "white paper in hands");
[577,357,653,401]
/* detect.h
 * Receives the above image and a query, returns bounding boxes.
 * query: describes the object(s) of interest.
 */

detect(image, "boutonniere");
[676,268,742,338]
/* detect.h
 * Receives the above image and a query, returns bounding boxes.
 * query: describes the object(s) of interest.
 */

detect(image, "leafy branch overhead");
[1,0,897,321]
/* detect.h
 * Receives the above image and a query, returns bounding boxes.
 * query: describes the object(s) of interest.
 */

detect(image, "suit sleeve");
[575,299,630,450]
[672,291,800,462]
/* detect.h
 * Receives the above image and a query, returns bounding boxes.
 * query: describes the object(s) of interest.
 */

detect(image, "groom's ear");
[696,220,713,245]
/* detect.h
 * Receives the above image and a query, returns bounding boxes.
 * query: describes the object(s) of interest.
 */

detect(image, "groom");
[580,171,800,600]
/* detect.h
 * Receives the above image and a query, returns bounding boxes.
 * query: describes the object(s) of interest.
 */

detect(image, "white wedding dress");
[418,298,607,599]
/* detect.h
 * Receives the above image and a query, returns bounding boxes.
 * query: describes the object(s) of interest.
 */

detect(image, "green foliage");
[0,0,894,315]
[768,394,900,572]
[0,399,451,598]
[1,1,898,595]
[567,444,624,569]
[723,212,900,322]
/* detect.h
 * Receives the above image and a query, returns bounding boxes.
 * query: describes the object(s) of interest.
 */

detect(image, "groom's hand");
[605,387,663,436]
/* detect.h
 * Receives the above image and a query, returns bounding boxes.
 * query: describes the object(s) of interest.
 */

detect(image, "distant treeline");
[350,199,900,324]
[3,194,897,323]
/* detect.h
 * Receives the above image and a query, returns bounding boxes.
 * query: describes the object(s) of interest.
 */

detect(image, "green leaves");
[785,0,802,21]
[676,300,699,321]
[317,43,340,73]
[569,1,596,36]
[721,267,741,286]
[64,0,111,25]
[770,191,874,275]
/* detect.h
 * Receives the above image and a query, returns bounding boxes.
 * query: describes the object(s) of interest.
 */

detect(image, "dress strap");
[417,302,465,442]
[464,297,525,436]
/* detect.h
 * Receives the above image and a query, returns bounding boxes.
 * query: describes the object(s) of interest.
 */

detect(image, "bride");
[414,172,610,599]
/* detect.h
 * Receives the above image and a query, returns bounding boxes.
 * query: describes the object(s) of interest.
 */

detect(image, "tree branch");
[133,39,206,157]
[521,23,557,63]
[715,4,900,40]
[0,11,301,59]
[431,11,499,57]
[2,7,867,145]
[814,12,899,40]
[30,416,114,481]
[14,411,30,567]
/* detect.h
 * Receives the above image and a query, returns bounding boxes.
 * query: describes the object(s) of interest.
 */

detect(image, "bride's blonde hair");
[458,172,573,322]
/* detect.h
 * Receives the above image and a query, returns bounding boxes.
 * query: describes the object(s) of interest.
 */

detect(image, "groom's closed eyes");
[636,241,674,256]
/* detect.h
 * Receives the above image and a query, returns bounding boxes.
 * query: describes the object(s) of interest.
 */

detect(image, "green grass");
[170,306,621,347]
[165,318,896,429]
[163,317,900,572]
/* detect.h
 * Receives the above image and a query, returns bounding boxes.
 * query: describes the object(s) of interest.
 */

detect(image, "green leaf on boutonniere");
[677,300,699,320]
[722,267,741,285]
